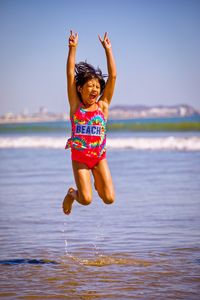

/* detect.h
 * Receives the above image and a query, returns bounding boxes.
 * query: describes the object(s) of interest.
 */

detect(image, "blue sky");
[1,0,200,114]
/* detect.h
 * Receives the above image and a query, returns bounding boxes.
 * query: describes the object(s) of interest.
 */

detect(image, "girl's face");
[78,78,101,107]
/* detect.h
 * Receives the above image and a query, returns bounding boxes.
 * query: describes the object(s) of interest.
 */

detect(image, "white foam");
[0,136,64,149]
[107,136,200,151]
[0,136,200,151]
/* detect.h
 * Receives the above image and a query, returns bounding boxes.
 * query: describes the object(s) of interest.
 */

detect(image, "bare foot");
[62,187,76,215]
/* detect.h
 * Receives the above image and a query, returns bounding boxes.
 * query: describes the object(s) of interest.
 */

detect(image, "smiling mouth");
[90,94,97,100]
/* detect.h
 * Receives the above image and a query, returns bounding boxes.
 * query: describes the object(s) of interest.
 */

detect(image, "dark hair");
[75,61,107,98]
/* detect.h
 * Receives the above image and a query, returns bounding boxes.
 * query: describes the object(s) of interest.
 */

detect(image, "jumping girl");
[63,30,116,215]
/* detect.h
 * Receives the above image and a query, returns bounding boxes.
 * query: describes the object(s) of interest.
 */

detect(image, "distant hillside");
[109,104,200,119]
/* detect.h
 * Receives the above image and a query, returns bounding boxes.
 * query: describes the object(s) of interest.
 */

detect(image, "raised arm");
[98,32,117,105]
[66,30,80,112]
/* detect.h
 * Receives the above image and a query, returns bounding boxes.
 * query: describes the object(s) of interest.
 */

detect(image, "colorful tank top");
[65,103,106,158]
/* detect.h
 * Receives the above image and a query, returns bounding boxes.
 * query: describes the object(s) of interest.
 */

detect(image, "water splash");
[61,222,68,255]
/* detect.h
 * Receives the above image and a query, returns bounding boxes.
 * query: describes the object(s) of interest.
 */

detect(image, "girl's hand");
[98,32,112,50]
[68,30,78,47]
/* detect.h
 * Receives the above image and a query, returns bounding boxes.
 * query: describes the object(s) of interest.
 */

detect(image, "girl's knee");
[78,191,92,205]
[104,196,115,205]
[102,192,115,205]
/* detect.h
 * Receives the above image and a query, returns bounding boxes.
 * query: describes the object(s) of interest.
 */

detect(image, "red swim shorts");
[71,149,106,169]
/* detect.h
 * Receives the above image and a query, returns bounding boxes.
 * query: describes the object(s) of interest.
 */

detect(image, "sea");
[0,117,200,299]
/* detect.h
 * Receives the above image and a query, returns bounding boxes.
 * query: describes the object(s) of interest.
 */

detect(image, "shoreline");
[107,121,200,132]
[0,120,200,132]
[0,114,200,125]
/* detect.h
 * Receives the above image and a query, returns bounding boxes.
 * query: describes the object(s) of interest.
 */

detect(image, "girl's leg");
[63,160,93,215]
[92,159,115,204]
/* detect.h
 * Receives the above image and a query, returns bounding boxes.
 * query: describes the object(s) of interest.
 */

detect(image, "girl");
[63,30,116,215]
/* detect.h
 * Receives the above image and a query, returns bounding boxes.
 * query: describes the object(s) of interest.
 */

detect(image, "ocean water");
[0,128,200,299]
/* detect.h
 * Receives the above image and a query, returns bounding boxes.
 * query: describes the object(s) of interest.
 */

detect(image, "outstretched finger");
[98,34,103,43]
[104,32,108,40]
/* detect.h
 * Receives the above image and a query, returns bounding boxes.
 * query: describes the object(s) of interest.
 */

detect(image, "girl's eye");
[87,83,100,89]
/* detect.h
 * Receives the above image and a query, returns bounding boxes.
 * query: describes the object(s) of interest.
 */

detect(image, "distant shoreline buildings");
[0,104,199,124]
[109,104,200,120]
[0,106,69,124]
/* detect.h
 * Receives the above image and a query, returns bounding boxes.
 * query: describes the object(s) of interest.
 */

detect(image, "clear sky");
[1,0,200,115]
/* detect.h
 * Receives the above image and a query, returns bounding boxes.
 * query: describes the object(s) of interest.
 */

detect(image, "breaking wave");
[0,136,200,151]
